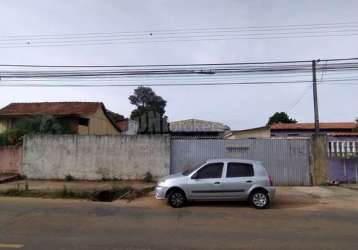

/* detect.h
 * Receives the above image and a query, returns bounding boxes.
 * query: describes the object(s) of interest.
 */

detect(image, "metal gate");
[170,138,311,186]
[327,140,358,183]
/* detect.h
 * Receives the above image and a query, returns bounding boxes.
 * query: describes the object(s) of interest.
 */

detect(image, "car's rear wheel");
[168,190,186,208]
[249,190,270,209]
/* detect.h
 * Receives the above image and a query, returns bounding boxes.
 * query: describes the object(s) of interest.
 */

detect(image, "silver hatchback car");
[155,159,275,209]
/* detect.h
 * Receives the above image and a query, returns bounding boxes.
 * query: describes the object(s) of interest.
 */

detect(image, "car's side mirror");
[191,172,199,179]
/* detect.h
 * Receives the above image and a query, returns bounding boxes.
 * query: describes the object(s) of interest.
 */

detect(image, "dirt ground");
[116,185,358,212]
[1,180,358,212]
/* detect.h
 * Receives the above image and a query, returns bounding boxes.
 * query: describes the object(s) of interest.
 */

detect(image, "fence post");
[343,159,347,183]
[311,134,328,185]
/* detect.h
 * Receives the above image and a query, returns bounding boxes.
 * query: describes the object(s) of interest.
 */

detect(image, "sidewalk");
[0,179,154,192]
[340,183,358,191]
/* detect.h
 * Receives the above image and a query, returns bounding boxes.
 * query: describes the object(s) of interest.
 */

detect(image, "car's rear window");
[226,162,254,177]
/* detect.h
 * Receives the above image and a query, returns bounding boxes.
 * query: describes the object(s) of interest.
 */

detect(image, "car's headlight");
[157,180,166,186]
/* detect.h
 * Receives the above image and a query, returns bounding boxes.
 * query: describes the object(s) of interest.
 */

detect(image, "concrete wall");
[22,135,170,180]
[0,146,22,174]
[311,134,329,185]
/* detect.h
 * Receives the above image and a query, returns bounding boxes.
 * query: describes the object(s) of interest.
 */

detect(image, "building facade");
[226,126,270,139]
[169,119,230,138]
[0,102,120,135]
[270,122,357,138]
[116,118,139,135]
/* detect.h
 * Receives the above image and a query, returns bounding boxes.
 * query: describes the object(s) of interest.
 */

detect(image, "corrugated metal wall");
[170,138,311,186]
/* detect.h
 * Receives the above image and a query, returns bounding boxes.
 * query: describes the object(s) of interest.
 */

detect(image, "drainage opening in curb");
[93,190,117,202]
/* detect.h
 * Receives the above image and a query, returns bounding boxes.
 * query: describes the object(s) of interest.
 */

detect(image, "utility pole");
[312,59,320,133]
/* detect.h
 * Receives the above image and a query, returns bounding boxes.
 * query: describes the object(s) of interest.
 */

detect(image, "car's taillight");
[269,176,273,186]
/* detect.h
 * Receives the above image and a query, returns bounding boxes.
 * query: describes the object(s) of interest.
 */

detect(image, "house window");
[287,133,300,137]
[79,118,89,126]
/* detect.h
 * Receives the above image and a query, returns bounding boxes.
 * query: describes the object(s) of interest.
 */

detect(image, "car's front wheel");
[249,190,270,209]
[168,190,186,208]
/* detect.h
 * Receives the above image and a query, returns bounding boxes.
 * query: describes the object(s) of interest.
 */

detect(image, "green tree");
[129,86,169,134]
[106,110,124,124]
[0,116,75,145]
[267,112,297,126]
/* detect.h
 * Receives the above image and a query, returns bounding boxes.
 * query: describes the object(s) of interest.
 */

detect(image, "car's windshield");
[182,163,202,176]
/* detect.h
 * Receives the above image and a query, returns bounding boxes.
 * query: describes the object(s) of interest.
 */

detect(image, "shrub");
[0,116,76,146]
[65,174,75,182]
[143,172,153,182]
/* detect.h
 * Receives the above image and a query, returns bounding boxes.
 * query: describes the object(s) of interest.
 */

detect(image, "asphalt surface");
[0,187,358,250]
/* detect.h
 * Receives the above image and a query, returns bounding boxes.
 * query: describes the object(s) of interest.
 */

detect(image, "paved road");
[0,188,358,250]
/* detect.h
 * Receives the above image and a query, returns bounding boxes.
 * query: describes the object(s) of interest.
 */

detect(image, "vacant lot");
[0,186,357,250]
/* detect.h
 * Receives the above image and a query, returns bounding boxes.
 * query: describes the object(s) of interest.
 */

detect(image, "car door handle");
[246,180,253,183]
[214,182,221,185]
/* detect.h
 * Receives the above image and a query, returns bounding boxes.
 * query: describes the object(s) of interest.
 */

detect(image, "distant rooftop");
[270,122,357,130]
[328,132,358,137]
[0,102,104,117]
[170,119,229,132]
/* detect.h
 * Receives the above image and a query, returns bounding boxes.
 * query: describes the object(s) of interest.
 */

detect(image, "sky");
[0,0,357,129]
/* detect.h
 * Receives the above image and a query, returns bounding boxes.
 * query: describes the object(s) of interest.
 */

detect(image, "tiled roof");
[270,122,357,130]
[0,102,103,116]
[328,132,358,137]
[170,119,229,132]
[116,119,129,131]
[230,126,269,133]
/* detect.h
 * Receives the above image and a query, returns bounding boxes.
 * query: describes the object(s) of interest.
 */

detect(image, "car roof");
[205,158,261,164]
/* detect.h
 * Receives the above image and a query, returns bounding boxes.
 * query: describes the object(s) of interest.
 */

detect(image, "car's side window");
[195,163,224,179]
[226,162,254,178]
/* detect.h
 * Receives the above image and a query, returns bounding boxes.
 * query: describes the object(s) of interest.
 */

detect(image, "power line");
[0,60,315,68]
[1,62,358,78]
[0,23,357,48]
[0,57,358,88]
[0,21,356,48]
[286,60,328,113]
[1,78,358,87]
[2,74,358,82]
[2,28,358,43]
[2,32,358,48]
[2,57,358,68]
[1,21,358,39]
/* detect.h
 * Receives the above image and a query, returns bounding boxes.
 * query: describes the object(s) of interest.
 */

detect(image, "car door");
[187,162,224,200]
[220,162,255,199]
